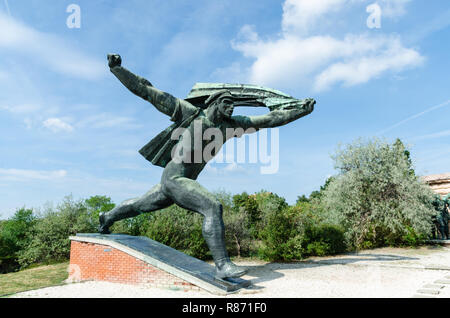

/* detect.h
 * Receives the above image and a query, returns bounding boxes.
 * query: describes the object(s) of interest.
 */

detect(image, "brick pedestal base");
[69,240,200,292]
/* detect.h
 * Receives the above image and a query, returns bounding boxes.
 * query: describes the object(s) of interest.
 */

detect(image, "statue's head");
[205,90,235,119]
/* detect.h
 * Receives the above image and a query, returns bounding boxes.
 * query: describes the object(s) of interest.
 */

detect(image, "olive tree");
[321,138,435,249]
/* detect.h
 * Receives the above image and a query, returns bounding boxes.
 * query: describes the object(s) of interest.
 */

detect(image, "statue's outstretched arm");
[108,54,184,118]
[232,98,315,130]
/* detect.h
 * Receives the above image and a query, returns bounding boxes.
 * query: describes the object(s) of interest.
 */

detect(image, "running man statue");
[99,54,316,279]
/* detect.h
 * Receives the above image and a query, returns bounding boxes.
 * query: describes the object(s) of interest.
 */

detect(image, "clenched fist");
[301,98,316,113]
[107,54,122,68]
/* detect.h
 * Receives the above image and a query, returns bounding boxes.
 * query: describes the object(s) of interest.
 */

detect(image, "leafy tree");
[296,195,309,204]
[394,138,414,176]
[17,196,98,268]
[84,195,116,228]
[309,177,335,201]
[0,208,36,272]
[232,192,260,237]
[258,206,304,261]
[321,138,435,249]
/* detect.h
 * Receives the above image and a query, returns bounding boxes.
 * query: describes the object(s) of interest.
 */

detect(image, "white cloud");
[379,0,411,18]
[0,103,41,114]
[0,12,106,80]
[76,113,142,130]
[414,129,450,141]
[224,0,423,92]
[204,162,247,175]
[43,118,74,133]
[0,168,67,181]
[211,62,248,83]
[224,162,245,172]
[282,0,348,35]
[314,38,423,90]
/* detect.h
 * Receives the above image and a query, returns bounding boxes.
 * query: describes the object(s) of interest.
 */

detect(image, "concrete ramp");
[69,233,251,295]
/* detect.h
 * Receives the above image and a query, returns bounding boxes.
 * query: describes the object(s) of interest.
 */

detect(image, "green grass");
[0,261,69,297]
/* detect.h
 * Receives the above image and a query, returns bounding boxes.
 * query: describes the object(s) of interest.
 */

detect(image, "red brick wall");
[69,240,200,292]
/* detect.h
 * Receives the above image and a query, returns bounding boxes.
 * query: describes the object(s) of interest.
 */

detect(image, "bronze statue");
[99,54,315,279]
[438,202,449,240]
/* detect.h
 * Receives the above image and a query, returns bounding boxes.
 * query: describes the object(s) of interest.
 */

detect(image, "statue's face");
[217,98,234,118]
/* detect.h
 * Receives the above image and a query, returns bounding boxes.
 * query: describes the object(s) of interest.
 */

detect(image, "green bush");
[303,224,347,256]
[0,208,36,273]
[321,138,436,249]
[258,207,304,261]
[232,192,260,232]
[242,194,348,262]
[17,196,101,268]
[401,226,427,247]
[253,191,289,238]
[111,213,151,236]
[223,205,254,258]
[84,195,116,229]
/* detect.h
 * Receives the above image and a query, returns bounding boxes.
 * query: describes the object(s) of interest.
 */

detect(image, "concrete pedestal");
[69,233,251,295]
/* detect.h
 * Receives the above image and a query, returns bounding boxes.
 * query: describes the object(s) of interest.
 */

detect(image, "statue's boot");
[203,221,248,279]
[98,212,111,234]
[215,260,248,279]
[98,204,140,234]
[439,226,446,240]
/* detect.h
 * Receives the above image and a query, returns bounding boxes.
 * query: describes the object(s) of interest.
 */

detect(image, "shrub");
[231,192,260,241]
[111,213,151,236]
[253,191,289,238]
[223,206,254,258]
[17,196,98,268]
[0,208,36,273]
[84,195,116,229]
[294,203,346,257]
[303,224,347,256]
[321,138,435,249]
[401,226,427,247]
[258,206,304,261]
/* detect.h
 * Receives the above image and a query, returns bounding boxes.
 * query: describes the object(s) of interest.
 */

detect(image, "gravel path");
[10,246,450,298]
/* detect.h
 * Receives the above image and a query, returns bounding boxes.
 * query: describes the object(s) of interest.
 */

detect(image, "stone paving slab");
[417,289,440,295]
[412,294,436,298]
[434,279,450,284]
[423,284,445,289]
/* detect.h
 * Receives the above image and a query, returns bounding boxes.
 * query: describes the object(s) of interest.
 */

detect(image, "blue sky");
[0,0,449,218]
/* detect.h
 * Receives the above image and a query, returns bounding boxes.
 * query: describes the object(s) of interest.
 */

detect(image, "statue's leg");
[161,176,247,279]
[438,221,446,240]
[98,184,173,234]
[444,221,449,239]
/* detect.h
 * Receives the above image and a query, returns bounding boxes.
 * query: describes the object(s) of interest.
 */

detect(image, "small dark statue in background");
[432,195,449,240]
[438,202,449,240]
[99,54,315,279]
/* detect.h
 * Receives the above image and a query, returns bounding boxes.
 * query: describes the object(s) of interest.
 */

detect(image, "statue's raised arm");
[232,97,315,130]
[108,54,196,121]
[183,82,315,130]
